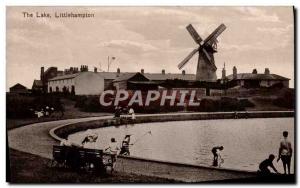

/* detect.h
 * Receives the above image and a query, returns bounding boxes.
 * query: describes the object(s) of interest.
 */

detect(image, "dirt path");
[8,116,113,159]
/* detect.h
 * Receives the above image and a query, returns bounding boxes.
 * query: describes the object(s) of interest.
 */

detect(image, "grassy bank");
[8,149,176,183]
[7,98,111,130]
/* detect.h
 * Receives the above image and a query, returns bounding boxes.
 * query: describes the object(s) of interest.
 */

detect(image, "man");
[120,135,132,155]
[259,154,279,175]
[277,131,293,175]
[105,138,120,173]
[114,106,121,125]
[128,107,135,122]
[211,146,224,167]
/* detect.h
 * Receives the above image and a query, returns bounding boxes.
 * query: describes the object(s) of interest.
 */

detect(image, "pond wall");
[52,111,294,139]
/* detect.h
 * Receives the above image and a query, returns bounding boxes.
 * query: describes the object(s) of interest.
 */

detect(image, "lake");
[69,118,294,173]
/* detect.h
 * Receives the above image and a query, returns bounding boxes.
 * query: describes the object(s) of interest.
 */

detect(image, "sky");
[6,6,294,90]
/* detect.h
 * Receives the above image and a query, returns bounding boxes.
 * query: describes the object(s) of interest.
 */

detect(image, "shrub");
[74,95,88,108]
[6,94,65,119]
[218,97,242,111]
[198,98,219,112]
[239,98,255,108]
[6,94,35,118]
[273,89,295,109]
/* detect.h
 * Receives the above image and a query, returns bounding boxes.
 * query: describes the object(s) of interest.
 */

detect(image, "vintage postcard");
[6,6,295,183]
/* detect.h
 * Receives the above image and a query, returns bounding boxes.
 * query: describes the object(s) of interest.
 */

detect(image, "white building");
[48,72,105,95]
[47,66,196,95]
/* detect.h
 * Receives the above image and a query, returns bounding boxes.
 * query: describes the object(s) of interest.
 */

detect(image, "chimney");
[182,70,186,75]
[141,69,144,74]
[252,69,257,74]
[233,66,237,79]
[94,67,97,73]
[80,65,89,72]
[162,69,165,75]
[117,68,120,77]
[222,68,226,79]
[40,67,44,81]
[222,62,226,79]
[264,68,270,75]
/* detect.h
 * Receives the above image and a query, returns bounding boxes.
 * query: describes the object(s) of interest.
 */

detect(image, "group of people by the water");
[114,106,136,123]
[258,131,293,175]
[212,131,293,175]
[60,130,136,172]
[60,108,292,176]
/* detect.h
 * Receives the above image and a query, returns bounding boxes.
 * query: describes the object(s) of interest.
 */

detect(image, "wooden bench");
[48,145,106,174]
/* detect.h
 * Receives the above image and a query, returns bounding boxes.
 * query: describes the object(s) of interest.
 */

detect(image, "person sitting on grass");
[258,154,280,175]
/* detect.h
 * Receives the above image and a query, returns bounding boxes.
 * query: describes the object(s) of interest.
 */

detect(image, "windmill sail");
[201,48,217,70]
[186,24,203,44]
[178,47,200,69]
[203,24,226,46]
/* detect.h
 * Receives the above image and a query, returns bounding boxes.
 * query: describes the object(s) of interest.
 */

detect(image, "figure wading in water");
[211,146,224,167]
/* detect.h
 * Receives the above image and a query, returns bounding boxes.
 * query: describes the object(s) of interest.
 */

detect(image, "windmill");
[178,23,226,81]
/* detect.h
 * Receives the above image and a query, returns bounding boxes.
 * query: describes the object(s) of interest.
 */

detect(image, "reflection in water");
[69,118,294,172]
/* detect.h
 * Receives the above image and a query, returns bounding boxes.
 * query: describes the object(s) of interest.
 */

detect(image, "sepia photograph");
[6,6,295,183]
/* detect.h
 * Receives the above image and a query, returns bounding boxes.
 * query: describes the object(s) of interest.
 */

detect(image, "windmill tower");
[178,23,226,81]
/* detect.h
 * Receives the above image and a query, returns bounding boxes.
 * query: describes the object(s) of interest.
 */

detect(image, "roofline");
[48,71,197,82]
[226,73,290,81]
[48,73,80,81]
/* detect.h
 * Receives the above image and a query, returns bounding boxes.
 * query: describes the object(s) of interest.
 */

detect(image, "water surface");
[69,118,294,172]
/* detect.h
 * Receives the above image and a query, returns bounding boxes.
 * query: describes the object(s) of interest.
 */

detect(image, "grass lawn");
[7,149,176,183]
[7,98,112,130]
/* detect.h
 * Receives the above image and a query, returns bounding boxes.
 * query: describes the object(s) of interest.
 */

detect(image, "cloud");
[220,41,287,52]
[257,24,293,36]
[6,6,294,89]
[99,40,158,51]
[234,7,280,23]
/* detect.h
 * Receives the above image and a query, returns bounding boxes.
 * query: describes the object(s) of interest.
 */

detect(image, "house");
[144,69,195,83]
[113,72,158,90]
[48,71,105,95]
[9,83,29,94]
[31,79,43,93]
[32,66,64,93]
[46,66,197,95]
[226,67,290,88]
